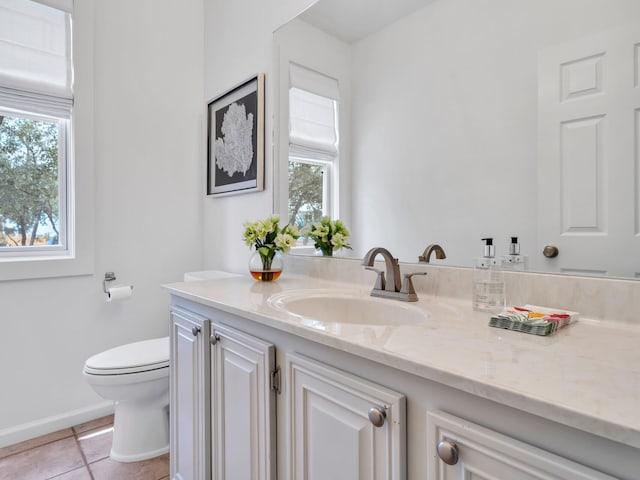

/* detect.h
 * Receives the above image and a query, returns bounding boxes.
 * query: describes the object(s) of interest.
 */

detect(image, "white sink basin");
[267,289,429,326]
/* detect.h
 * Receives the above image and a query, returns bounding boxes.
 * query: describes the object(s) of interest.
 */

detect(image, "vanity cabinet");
[170,307,211,480]
[427,411,616,480]
[169,304,407,480]
[286,353,406,480]
[169,307,276,480]
[168,295,639,480]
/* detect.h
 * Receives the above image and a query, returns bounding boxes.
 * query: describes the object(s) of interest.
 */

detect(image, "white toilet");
[83,336,170,462]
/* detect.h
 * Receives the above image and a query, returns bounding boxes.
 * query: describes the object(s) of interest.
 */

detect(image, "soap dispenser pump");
[508,236,520,255]
[473,238,506,312]
[501,235,528,270]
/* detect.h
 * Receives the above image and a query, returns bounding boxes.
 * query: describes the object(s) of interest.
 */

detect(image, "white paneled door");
[538,22,640,277]
[170,307,211,480]
[286,353,406,480]
[210,322,276,480]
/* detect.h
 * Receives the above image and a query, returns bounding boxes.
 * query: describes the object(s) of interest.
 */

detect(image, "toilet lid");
[84,337,169,375]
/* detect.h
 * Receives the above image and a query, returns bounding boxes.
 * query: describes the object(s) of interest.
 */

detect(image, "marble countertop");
[164,273,640,449]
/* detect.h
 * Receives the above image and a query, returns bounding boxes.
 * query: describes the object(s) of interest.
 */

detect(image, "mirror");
[273,0,640,279]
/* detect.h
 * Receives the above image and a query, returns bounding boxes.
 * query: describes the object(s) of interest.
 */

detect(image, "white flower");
[331,232,348,249]
[314,224,330,239]
[243,216,300,254]
[242,221,261,246]
[275,233,296,253]
[283,224,300,238]
[304,217,351,254]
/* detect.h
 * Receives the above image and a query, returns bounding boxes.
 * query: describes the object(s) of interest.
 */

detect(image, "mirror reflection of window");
[287,63,339,232]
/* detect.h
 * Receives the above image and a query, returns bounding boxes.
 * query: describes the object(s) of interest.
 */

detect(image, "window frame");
[0,108,70,257]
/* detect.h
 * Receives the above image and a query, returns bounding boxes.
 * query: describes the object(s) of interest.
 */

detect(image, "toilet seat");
[84,337,169,375]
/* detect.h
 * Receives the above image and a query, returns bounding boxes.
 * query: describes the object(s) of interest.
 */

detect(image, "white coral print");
[215,102,254,177]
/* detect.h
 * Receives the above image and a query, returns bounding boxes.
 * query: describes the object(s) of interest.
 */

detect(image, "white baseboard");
[0,401,114,448]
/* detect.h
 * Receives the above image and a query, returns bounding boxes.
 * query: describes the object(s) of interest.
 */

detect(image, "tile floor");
[0,415,169,480]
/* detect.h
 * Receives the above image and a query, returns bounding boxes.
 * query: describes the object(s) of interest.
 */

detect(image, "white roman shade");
[289,62,339,100]
[0,0,73,117]
[289,63,339,160]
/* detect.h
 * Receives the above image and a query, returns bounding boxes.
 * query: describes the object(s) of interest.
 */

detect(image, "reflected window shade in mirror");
[289,62,340,101]
[288,63,340,230]
[273,0,640,279]
[289,88,338,158]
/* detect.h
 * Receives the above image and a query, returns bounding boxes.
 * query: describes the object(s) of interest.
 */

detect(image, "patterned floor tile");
[0,436,84,480]
[48,466,93,479]
[76,425,113,464]
[0,428,74,460]
[1,415,170,480]
[89,453,170,480]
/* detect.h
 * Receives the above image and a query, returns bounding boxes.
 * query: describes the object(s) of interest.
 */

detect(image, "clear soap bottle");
[472,238,506,312]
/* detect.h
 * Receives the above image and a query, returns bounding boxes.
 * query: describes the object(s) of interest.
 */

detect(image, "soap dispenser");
[473,238,506,312]
[501,236,528,271]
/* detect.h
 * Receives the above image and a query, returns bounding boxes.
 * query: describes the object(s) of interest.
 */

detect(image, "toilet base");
[110,397,169,462]
[111,444,169,463]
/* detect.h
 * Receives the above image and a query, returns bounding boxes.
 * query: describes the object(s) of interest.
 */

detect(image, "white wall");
[0,0,204,445]
[202,0,314,273]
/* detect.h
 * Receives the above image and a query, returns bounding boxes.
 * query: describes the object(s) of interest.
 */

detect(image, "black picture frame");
[207,73,265,196]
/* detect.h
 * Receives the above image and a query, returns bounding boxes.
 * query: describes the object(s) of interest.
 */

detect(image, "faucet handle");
[401,272,427,295]
[364,266,386,291]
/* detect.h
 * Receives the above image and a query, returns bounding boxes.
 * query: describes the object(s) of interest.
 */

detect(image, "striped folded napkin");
[488,305,578,336]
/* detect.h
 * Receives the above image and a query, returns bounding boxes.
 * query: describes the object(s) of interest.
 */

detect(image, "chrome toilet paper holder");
[103,272,116,293]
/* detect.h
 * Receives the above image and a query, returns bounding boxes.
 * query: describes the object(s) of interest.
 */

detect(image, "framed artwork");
[207,73,265,196]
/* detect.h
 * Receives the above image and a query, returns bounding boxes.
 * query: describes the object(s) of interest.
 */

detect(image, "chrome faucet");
[419,244,446,263]
[362,247,426,302]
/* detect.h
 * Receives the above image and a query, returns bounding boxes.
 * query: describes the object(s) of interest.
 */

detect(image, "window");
[0,112,67,250]
[287,64,339,231]
[0,0,73,257]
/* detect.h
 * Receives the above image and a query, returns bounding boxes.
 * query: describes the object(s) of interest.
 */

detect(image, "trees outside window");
[288,160,325,228]
[0,114,61,248]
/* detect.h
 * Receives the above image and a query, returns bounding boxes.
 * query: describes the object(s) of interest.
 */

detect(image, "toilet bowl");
[83,337,170,462]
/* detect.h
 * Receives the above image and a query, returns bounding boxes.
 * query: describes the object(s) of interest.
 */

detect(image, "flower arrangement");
[303,217,351,256]
[243,216,300,280]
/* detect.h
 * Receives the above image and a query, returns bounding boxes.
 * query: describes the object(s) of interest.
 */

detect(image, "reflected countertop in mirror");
[273,0,640,279]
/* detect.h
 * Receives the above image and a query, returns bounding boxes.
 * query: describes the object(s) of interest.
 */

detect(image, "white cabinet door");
[170,307,210,480]
[210,322,276,480]
[427,411,617,480]
[286,353,406,480]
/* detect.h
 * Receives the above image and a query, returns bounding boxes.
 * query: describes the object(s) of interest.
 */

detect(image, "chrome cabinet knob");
[368,406,386,428]
[191,326,201,336]
[436,439,459,465]
[210,333,221,345]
